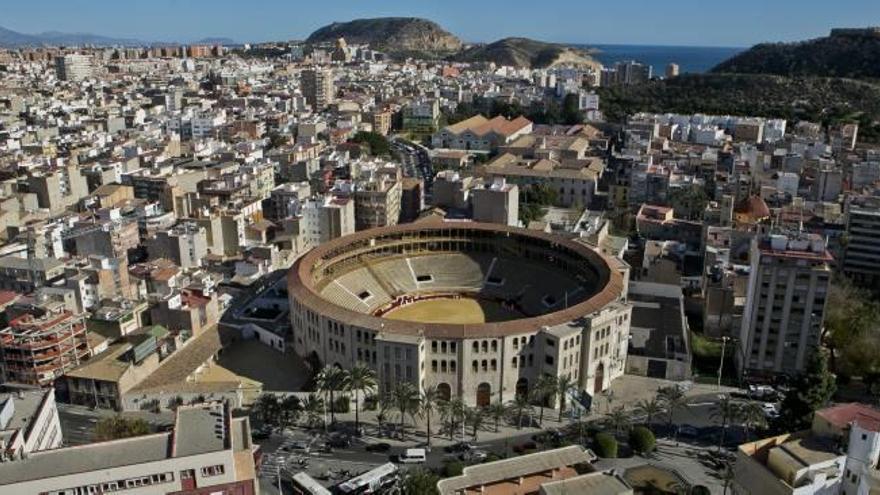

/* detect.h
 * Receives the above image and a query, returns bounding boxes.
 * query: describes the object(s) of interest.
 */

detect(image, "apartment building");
[55,54,95,81]
[402,98,441,135]
[302,68,335,110]
[472,178,519,227]
[0,401,259,495]
[0,387,63,461]
[737,232,832,377]
[0,306,89,387]
[352,178,402,231]
[147,222,209,269]
[26,164,89,214]
[0,257,66,293]
[842,199,880,288]
[301,196,356,249]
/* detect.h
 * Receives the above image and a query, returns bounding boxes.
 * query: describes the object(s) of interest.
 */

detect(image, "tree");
[351,131,391,156]
[393,382,419,436]
[668,186,708,221]
[711,395,740,452]
[278,395,302,431]
[443,460,465,477]
[347,365,377,435]
[778,348,837,430]
[531,375,556,427]
[420,385,441,447]
[167,396,184,411]
[658,386,687,434]
[739,401,768,442]
[404,468,440,495]
[508,395,533,430]
[466,407,485,441]
[555,375,576,423]
[824,277,880,375]
[94,416,151,442]
[302,394,324,430]
[486,402,507,433]
[315,366,349,425]
[629,426,657,454]
[252,393,281,428]
[377,393,394,435]
[605,406,631,436]
[635,398,664,432]
[595,432,618,458]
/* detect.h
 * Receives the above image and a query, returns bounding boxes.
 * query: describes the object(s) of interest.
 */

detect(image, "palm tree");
[376,393,393,436]
[420,385,441,447]
[635,398,664,432]
[315,366,349,425]
[508,394,533,430]
[739,401,767,442]
[466,407,485,441]
[531,375,556,427]
[486,402,507,433]
[252,393,281,429]
[657,386,687,435]
[446,398,466,439]
[393,382,419,436]
[605,405,631,436]
[347,365,377,435]
[301,394,324,430]
[712,395,741,452]
[278,395,302,431]
[555,375,576,423]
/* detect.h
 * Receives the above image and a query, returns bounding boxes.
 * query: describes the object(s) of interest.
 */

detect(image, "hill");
[306,17,462,56]
[712,28,880,79]
[454,37,600,69]
[596,73,880,142]
[0,25,145,47]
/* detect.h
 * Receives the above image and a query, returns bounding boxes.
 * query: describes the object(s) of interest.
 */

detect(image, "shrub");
[595,432,618,458]
[629,426,656,454]
[332,396,350,413]
[443,460,464,477]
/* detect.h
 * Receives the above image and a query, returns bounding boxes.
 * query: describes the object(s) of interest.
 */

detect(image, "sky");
[2,0,880,47]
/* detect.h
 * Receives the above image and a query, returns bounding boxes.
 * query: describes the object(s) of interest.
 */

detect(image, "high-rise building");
[54,54,95,81]
[842,198,880,287]
[302,196,355,249]
[665,63,680,79]
[737,232,832,377]
[301,68,335,110]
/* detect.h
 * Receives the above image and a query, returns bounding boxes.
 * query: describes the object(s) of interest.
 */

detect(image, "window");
[512,357,518,368]
[473,342,479,353]
[482,360,488,372]
[441,342,447,353]
[441,361,447,373]
[450,342,457,352]
[450,360,456,372]
[545,356,554,365]
[431,360,438,372]
[491,340,498,352]
[481,341,488,352]
[491,359,497,371]
[201,464,225,477]
[472,360,478,372]
[513,339,519,350]
[432,342,438,353]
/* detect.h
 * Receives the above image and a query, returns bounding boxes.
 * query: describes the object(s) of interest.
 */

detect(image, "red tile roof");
[816,403,880,432]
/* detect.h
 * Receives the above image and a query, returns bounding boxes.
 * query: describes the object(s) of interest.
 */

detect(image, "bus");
[336,463,398,494]
[291,472,332,495]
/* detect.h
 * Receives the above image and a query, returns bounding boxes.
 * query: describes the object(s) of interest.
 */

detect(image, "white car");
[398,448,427,464]
[761,402,780,418]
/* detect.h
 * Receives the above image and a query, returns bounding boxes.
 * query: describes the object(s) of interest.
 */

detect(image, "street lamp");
[718,336,730,389]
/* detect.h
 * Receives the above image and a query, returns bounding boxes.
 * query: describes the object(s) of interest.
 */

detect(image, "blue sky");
[2,0,879,47]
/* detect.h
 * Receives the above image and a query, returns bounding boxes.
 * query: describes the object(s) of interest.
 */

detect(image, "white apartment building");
[302,196,355,250]
[737,233,832,377]
[0,388,63,462]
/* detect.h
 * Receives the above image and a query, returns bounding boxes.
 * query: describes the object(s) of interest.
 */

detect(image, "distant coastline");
[574,43,745,74]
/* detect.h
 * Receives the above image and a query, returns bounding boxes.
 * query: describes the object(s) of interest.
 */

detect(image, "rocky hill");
[712,28,880,79]
[306,17,462,56]
[454,37,600,69]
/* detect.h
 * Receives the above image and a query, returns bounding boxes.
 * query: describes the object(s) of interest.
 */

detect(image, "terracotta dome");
[734,195,771,221]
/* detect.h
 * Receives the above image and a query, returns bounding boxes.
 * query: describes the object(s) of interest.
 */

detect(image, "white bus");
[336,463,398,494]
[291,472,332,495]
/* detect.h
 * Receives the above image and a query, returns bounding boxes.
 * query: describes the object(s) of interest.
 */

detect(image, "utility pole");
[718,336,730,389]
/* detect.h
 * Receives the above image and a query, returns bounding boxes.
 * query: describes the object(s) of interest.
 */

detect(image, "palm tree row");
[314,364,378,433]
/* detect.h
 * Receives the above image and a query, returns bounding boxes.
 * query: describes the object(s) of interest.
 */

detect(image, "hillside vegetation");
[453,37,600,69]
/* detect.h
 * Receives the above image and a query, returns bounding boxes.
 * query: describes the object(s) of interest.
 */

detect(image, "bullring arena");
[288,220,632,406]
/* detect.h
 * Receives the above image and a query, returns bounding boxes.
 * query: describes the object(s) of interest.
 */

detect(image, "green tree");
[531,375,556,427]
[739,401,768,442]
[668,186,708,221]
[302,394,324,430]
[351,131,391,156]
[629,426,657,454]
[658,386,688,434]
[486,402,507,433]
[635,398,664,432]
[508,395,533,430]
[595,432,618,458]
[604,406,631,436]
[420,385,441,447]
[377,393,394,434]
[404,468,440,494]
[393,382,420,435]
[94,416,151,442]
[778,348,837,430]
[466,407,485,441]
[824,277,880,375]
[278,395,302,431]
[252,393,281,428]
[443,460,465,477]
[315,366,348,425]
[712,395,741,452]
[347,365,377,435]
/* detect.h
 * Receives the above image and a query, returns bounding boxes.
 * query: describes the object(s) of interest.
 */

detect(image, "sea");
[576,44,745,75]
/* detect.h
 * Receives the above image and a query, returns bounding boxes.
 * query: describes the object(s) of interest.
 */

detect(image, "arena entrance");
[476,383,491,407]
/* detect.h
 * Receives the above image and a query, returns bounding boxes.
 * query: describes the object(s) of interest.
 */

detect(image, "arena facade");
[288,220,632,407]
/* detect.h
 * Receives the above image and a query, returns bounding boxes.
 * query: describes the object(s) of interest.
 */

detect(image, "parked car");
[445,442,475,453]
[748,384,777,400]
[461,449,488,462]
[397,448,427,464]
[366,442,391,453]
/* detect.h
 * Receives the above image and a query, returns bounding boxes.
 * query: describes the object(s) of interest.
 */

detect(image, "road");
[390,137,434,192]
